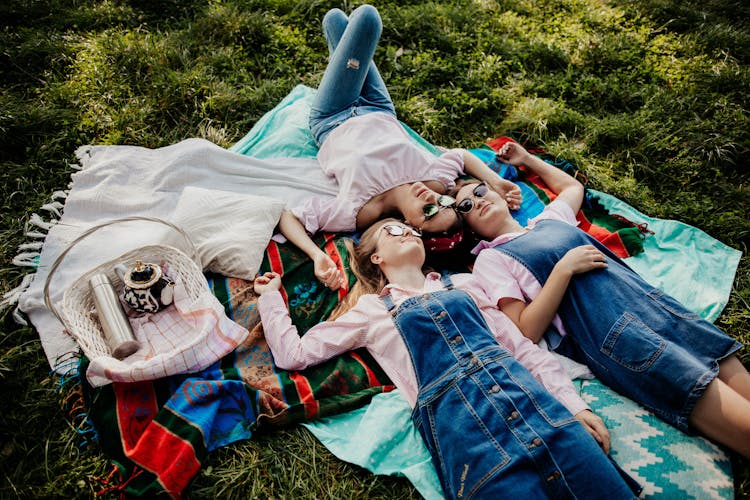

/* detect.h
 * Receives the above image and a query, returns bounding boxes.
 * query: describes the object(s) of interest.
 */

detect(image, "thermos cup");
[89,273,140,359]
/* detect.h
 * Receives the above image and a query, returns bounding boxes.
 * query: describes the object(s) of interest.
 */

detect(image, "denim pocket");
[423,384,511,498]
[601,312,666,372]
[647,289,701,320]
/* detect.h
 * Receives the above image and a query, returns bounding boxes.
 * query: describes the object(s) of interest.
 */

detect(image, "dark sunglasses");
[423,195,456,220]
[455,182,490,214]
[381,224,422,238]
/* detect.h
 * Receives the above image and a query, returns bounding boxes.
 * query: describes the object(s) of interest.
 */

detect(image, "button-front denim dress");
[382,275,640,499]
[491,219,742,432]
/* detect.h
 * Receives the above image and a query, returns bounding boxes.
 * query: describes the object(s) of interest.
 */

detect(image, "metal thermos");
[89,273,140,359]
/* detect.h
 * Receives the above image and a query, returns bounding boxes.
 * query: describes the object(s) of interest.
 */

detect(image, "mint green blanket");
[233,84,740,499]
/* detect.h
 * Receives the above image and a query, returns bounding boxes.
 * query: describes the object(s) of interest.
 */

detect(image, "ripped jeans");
[308,4,396,146]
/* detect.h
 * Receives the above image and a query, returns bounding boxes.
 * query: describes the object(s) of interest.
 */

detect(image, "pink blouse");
[471,200,579,340]
[258,271,589,415]
[291,112,465,233]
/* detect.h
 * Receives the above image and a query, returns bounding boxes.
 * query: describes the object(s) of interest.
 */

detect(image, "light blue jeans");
[309,5,396,146]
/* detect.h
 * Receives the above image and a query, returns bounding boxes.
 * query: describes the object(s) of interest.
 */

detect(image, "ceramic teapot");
[115,260,175,313]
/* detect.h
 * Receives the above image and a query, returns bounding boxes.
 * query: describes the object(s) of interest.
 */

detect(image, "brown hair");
[448,177,481,198]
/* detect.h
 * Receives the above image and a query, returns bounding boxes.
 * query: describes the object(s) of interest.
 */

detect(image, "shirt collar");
[379,271,443,297]
[471,227,534,254]
[472,234,510,254]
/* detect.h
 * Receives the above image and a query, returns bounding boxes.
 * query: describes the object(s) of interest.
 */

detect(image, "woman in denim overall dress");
[277,4,522,292]
[255,218,641,498]
[454,141,750,458]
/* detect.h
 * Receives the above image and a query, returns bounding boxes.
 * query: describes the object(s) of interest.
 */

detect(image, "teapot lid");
[123,260,163,289]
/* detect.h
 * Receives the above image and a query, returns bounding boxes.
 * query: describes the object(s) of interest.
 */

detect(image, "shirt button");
[452,335,462,343]
[529,437,543,448]
[546,471,561,482]
[507,411,519,420]
[489,384,500,393]
[421,293,430,300]
[437,311,447,319]
[469,356,479,366]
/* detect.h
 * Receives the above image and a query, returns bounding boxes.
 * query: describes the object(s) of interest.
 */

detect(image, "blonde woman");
[255,218,641,498]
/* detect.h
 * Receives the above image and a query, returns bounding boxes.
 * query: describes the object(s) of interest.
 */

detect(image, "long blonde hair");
[328,218,399,320]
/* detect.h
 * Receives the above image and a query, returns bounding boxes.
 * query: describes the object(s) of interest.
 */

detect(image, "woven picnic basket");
[43,216,209,360]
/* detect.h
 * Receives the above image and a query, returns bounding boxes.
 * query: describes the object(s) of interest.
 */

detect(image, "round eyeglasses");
[455,182,490,214]
[381,224,422,238]
[423,195,456,220]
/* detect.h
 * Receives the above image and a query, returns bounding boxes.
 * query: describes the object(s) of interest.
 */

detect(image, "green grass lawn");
[1,0,748,497]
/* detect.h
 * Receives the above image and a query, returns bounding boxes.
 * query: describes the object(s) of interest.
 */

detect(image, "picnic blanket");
[12,85,741,498]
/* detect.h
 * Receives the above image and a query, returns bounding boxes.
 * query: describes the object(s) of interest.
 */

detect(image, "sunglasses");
[423,195,456,220]
[381,224,422,238]
[455,182,490,214]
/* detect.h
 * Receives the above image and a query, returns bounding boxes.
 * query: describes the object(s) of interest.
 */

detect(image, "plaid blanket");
[79,139,649,497]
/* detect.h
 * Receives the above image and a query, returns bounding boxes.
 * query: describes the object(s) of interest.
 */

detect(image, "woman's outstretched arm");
[278,210,344,290]
[497,142,584,213]
[254,272,366,369]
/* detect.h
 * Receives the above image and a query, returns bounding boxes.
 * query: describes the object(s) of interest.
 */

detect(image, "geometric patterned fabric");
[581,379,733,499]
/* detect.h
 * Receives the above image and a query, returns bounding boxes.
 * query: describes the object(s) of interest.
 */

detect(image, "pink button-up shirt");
[258,271,589,415]
[291,113,465,233]
[471,200,579,340]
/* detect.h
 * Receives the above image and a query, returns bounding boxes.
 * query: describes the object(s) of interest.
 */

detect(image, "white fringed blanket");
[16,137,337,370]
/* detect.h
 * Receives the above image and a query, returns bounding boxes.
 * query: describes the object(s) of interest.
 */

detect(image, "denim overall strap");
[491,219,741,431]
[382,281,639,499]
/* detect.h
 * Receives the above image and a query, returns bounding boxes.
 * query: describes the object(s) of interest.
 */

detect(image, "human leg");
[688,377,750,458]
[321,8,348,55]
[718,355,750,399]
[321,6,394,110]
[310,5,395,145]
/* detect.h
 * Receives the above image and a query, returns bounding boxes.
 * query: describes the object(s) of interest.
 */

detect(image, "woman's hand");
[254,271,282,295]
[555,245,608,276]
[497,141,534,167]
[575,409,611,454]
[487,177,522,210]
[314,252,344,290]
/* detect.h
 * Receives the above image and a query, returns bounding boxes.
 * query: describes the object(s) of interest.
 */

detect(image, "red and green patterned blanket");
[78,138,648,497]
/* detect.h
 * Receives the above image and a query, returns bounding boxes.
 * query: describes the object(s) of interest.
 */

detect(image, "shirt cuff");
[556,388,591,417]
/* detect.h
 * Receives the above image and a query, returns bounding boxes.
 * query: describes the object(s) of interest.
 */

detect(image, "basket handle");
[43,216,197,325]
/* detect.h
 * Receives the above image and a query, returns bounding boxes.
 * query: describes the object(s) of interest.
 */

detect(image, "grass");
[1,0,748,497]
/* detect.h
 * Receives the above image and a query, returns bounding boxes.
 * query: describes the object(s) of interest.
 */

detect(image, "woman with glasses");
[454,140,750,458]
[278,4,521,291]
[254,217,641,499]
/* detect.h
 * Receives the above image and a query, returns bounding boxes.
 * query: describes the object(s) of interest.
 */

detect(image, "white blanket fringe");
[28,213,58,231]
[2,188,68,323]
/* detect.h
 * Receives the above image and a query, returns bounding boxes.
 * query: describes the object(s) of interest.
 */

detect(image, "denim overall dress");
[491,219,742,431]
[381,275,640,499]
